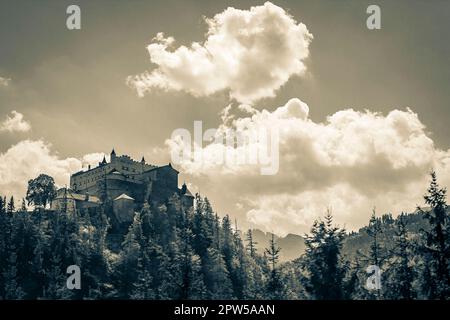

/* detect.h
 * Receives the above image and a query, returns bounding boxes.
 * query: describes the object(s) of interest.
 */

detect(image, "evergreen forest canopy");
[0,171,449,300]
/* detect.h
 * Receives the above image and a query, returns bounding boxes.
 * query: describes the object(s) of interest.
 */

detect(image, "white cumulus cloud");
[0,140,106,199]
[167,98,450,235]
[0,76,11,87]
[0,111,32,133]
[128,2,313,104]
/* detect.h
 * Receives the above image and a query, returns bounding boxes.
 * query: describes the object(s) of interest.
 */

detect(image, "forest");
[0,171,449,300]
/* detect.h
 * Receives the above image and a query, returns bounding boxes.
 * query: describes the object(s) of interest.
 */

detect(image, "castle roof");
[71,170,84,177]
[144,163,179,174]
[108,169,123,175]
[184,188,194,198]
[55,189,101,203]
[114,193,134,201]
[71,149,162,175]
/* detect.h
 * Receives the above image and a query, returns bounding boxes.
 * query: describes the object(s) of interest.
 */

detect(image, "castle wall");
[70,154,157,193]
[112,155,155,177]
[147,166,179,204]
[71,165,108,191]
[68,152,190,209]
[156,166,178,189]
[51,195,101,213]
[51,198,76,213]
[113,198,135,224]
[105,177,145,203]
[77,201,102,210]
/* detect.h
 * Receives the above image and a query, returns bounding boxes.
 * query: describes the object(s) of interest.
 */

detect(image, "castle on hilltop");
[52,149,193,222]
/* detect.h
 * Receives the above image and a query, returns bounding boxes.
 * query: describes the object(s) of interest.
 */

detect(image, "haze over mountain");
[252,209,434,262]
[252,229,305,262]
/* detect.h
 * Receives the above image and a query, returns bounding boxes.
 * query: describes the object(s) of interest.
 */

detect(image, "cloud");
[167,98,450,235]
[128,2,313,104]
[0,76,11,87]
[0,140,106,199]
[0,111,32,133]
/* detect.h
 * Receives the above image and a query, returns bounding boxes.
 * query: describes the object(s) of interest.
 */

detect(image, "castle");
[52,149,194,222]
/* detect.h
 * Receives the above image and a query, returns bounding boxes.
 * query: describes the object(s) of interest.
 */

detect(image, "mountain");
[341,211,430,260]
[250,209,433,262]
[251,229,305,262]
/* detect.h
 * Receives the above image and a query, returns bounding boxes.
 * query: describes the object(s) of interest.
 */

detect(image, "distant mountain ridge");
[251,229,305,262]
[250,209,434,262]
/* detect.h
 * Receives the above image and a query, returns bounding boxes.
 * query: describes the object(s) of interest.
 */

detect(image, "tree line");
[0,171,449,299]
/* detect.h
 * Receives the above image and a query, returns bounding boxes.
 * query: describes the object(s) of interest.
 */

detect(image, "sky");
[1,0,450,236]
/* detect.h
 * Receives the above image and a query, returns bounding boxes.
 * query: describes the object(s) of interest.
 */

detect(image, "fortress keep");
[52,149,193,218]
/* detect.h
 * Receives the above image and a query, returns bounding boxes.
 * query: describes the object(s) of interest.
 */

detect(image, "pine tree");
[204,247,234,299]
[214,213,221,250]
[175,221,207,299]
[343,256,366,300]
[246,229,258,258]
[2,250,25,299]
[14,210,40,298]
[228,220,248,299]
[365,209,384,299]
[418,171,450,299]
[145,240,174,299]
[265,233,280,271]
[191,195,213,258]
[264,233,284,299]
[131,250,155,300]
[242,256,265,299]
[7,196,15,214]
[0,196,6,298]
[2,206,25,299]
[43,253,65,299]
[79,211,111,300]
[421,260,437,299]
[386,213,416,299]
[367,209,383,266]
[20,199,27,212]
[31,231,47,298]
[0,196,5,213]
[302,211,345,300]
[116,215,143,298]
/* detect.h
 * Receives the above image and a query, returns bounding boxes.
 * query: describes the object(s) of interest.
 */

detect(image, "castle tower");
[111,148,116,162]
[140,156,145,172]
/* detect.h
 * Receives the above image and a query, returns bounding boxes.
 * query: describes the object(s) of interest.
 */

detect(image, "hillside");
[342,211,430,261]
[252,210,432,262]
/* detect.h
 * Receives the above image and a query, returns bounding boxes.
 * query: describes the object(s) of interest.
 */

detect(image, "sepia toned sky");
[1,0,450,235]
